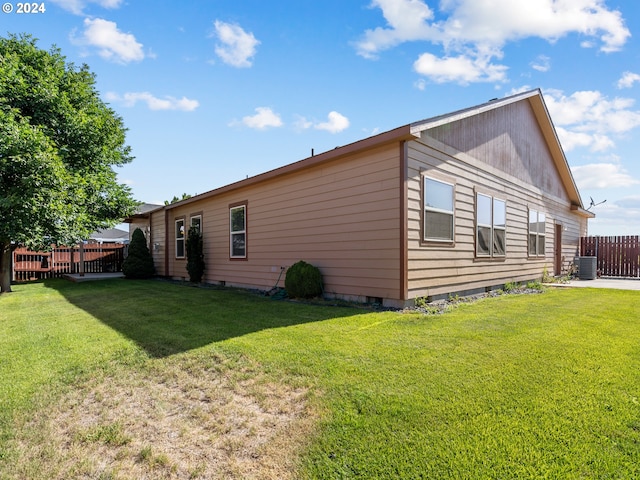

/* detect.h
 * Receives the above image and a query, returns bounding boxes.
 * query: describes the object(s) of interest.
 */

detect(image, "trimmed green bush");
[186,226,205,283]
[285,260,323,299]
[122,228,155,279]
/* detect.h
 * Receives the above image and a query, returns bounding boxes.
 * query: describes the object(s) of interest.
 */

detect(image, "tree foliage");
[164,193,192,205]
[122,228,155,279]
[186,226,205,283]
[0,34,137,292]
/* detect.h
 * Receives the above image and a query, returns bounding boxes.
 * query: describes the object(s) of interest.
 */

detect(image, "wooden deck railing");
[12,244,126,281]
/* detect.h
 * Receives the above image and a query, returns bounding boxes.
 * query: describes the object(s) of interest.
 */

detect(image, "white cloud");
[531,54,551,72]
[544,89,640,152]
[213,20,260,68]
[617,72,640,89]
[314,111,350,133]
[413,78,427,91]
[73,18,144,64]
[571,163,640,189]
[49,0,122,14]
[293,111,350,133]
[293,115,313,131]
[239,107,283,130]
[105,92,199,111]
[413,52,507,84]
[585,200,640,235]
[616,195,640,209]
[356,0,630,85]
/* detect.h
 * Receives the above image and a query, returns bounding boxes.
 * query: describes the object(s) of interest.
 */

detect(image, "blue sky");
[4,0,640,235]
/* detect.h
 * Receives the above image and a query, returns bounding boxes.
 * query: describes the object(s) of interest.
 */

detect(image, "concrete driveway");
[560,277,640,291]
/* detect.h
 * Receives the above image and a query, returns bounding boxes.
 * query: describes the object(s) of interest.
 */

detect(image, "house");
[89,228,130,244]
[129,89,593,307]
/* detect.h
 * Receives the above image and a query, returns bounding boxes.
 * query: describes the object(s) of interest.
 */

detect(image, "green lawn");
[1,279,639,479]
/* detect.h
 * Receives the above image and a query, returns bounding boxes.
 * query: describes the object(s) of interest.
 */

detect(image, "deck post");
[79,242,85,277]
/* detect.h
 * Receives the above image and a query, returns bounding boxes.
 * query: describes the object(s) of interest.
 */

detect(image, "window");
[476,193,506,257]
[230,204,246,258]
[424,177,454,242]
[529,210,546,257]
[175,219,185,258]
[493,199,506,256]
[190,215,202,234]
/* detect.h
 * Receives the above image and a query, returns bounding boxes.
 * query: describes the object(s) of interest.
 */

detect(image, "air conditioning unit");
[577,256,597,280]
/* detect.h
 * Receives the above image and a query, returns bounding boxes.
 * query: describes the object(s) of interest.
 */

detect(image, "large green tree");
[0,34,137,292]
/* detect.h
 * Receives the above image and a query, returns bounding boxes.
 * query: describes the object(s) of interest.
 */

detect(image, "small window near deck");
[175,219,185,258]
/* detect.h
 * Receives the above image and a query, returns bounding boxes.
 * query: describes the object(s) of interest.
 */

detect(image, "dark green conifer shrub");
[186,226,205,283]
[285,260,323,299]
[122,228,155,279]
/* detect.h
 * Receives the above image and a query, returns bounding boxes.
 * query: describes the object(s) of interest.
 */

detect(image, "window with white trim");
[230,205,246,258]
[424,176,454,242]
[528,209,546,257]
[190,215,202,234]
[476,193,506,257]
[175,219,185,258]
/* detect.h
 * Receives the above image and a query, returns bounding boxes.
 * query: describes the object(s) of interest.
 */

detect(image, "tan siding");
[161,144,402,302]
[148,211,166,276]
[427,100,567,201]
[406,134,585,300]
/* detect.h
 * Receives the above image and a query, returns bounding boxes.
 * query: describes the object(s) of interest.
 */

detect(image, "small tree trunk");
[0,241,13,293]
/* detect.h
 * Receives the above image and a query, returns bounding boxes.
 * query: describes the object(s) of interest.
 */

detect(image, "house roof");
[156,125,416,211]
[124,202,164,222]
[141,88,591,218]
[90,228,129,243]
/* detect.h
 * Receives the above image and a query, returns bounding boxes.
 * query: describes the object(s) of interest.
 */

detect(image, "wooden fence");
[580,236,640,278]
[13,244,126,282]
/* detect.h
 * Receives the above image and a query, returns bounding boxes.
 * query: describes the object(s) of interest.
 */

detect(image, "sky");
[3,0,640,236]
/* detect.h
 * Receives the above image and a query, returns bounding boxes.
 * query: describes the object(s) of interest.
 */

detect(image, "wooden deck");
[13,244,126,281]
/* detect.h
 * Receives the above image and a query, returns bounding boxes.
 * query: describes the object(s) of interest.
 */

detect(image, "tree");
[122,228,155,279]
[186,226,205,283]
[0,34,137,292]
[164,193,192,205]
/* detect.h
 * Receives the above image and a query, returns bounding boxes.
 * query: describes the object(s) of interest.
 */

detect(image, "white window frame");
[424,176,455,243]
[229,205,246,259]
[493,198,506,257]
[475,193,506,258]
[528,209,546,257]
[175,219,185,259]
[190,215,202,235]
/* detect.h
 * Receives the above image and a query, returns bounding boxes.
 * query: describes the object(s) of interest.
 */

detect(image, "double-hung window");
[476,193,506,257]
[424,177,455,242]
[230,204,247,259]
[190,215,202,234]
[529,209,546,257]
[175,219,185,258]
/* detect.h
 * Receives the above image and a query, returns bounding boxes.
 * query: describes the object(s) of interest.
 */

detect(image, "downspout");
[399,140,409,303]
[164,207,169,277]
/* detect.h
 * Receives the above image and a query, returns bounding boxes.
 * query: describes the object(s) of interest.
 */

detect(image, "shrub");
[186,226,205,283]
[285,260,323,299]
[122,228,155,279]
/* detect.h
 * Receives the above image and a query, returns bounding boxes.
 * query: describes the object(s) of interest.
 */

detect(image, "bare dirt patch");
[7,353,315,479]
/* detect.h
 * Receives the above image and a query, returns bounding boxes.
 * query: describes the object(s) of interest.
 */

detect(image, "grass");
[1,278,639,478]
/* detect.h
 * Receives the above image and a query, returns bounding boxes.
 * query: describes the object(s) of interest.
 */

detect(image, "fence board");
[13,244,126,282]
[580,236,640,278]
